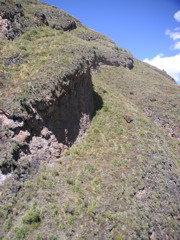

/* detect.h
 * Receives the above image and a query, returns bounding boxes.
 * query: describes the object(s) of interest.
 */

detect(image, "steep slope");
[95,60,180,140]
[0,0,133,182]
[0,0,179,240]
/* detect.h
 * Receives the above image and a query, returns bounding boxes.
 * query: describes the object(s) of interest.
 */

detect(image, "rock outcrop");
[0,0,81,40]
[0,64,95,182]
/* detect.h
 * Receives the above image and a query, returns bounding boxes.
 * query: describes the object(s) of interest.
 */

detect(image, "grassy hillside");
[0,25,132,116]
[0,0,179,240]
[95,60,180,140]
[1,63,179,239]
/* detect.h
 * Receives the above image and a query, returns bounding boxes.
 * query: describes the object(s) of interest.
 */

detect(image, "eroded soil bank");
[0,67,95,183]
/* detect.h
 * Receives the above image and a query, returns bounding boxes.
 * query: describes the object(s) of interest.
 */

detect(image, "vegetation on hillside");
[0,0,179,239]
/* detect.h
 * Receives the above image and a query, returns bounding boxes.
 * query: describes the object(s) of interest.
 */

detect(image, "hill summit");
[0,1,179,239]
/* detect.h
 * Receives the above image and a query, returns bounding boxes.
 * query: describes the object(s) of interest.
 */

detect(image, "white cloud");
[165,29,180,40]
[173,41,180,50]
[144,53,180,83]
[165,27,180,50]
[174,10,180,22]
[174,27,180,31]
[143,10,180,83]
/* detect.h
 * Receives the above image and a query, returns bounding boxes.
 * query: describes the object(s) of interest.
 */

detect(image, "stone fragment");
[136,188,146,199]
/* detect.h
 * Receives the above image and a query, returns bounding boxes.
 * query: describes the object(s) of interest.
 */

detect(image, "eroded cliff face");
[0,65,96,183]
[0,0,134,184]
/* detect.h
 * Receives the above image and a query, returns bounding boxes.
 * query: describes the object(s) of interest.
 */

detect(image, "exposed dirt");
[0,66,95,183]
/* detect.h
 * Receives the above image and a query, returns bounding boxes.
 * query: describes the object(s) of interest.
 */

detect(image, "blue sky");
[44,0,180,82]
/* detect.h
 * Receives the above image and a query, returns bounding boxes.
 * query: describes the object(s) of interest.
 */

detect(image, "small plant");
[65,149,73,156]
[0,204,13,220]
[22,210,41,225]
[74,148,81,155]
[59,222,65,230]
[112,158,123,167]
[104,212,119,221]
[3,218,12,232]
[24,192,32,201]
[114,46,123,51]
[103,105,109,112]
[116,235,125,240]
[87,202,97,216]
[84,163,96,173]
[36,234,43,240]
[66,215,75,226]
[19,45,27,51]
[117,127,124,135]
[66,176,74,185]
[91,177,102,192]
[139,117,148,124]
[139,130,145,136]
[114,46,120,51]
[49,235,58,240]
[51,205,59,217]
[72,181,81,193]
[52,168,60,176]
[13,226,28,239]
[22,28,38,41]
